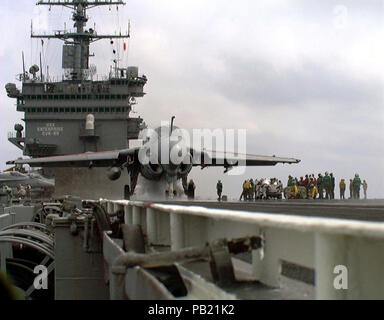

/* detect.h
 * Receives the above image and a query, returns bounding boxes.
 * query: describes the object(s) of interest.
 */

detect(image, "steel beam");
[124,205,133,225]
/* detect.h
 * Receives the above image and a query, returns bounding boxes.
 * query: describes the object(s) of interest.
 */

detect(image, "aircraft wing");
[193,149,301,167]
[7,147,300,169]
[6,148,140,168]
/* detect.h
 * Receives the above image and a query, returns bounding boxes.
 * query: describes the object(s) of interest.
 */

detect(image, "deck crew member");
[3,185,12,207]
[353,174,362,199]
[317,174,324,199]
[240,180,247,201]
[244,180,252,201]
[261,180,268,200]
[254,179,259,199]
[287,175,294,187]
[250,179,255,201]
[323,172,332,200]
[289,181,299,199]
[330,173,335,200]
[26,185,32,199]
[17,184,26,199]
[278,180,283,199]
[308,178,316,199]
[339,179,346,200]
[188,180,196,200]
[362,180,368,200]
[217,180,223,201]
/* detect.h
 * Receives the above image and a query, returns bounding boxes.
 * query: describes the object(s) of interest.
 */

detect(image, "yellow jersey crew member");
[362,180,368,200]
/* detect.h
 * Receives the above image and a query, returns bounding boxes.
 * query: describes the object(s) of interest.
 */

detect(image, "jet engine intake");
[140,163,164,181]
[107,167,122,181]
[178,154,193,177]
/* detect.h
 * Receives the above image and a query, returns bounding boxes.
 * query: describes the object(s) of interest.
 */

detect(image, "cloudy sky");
[0,0,383,199]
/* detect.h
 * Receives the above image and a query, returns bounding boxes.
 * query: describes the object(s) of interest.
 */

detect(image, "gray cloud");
[212,56,383,108]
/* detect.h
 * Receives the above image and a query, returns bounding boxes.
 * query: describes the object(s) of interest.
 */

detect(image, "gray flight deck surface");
[150,199,384,222]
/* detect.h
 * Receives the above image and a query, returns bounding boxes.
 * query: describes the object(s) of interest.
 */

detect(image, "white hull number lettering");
[37,123,64,137]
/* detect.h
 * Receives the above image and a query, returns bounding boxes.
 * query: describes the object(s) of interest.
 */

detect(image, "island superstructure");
[5,0,147,198]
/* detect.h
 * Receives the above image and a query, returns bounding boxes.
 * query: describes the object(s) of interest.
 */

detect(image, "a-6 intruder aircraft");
[8,119,300,199]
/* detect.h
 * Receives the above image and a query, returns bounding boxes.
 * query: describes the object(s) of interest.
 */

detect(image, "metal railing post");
[107,202,114,215]
[170,213,184,251]
[133,205,141,226]
[315,232,348,300]
[124,205,133,225]
[146,207,157,245]
[113,203,122,215]
[109,273,125,300]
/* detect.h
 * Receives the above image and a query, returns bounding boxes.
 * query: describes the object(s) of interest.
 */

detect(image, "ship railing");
[8,132,25,139]
[102,199,384,300]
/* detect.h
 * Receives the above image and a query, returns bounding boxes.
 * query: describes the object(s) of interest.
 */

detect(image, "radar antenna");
[32,1,130,80]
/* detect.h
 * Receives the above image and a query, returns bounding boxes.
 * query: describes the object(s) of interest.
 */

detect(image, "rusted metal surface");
[227,236,262,254]
[111,232,262,291]
[112,245,210,273]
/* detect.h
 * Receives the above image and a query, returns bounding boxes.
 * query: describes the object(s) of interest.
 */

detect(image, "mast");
[31,0,130,81]
[22,52,26,81]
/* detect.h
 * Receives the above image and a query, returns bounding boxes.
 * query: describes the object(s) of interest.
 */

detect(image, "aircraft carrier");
[1,1,384,301]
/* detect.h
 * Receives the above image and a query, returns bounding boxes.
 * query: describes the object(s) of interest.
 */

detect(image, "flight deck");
[152,199,384,222]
